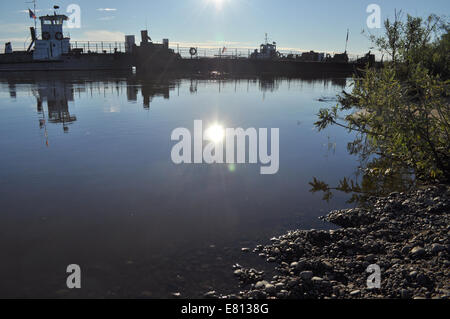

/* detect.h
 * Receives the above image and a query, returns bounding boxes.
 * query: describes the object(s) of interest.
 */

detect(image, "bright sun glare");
[208,0,226,10]
[205,124,225,143]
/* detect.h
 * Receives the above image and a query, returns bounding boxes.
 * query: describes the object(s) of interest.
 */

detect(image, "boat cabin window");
[42,19,64,25]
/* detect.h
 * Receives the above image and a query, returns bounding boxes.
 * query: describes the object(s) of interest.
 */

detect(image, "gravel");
[216,185,450,299]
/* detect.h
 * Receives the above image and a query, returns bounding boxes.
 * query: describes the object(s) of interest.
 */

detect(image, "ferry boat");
[0,10,132,72]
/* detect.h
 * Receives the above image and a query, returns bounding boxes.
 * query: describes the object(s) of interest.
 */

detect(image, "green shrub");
[315,13,450,184]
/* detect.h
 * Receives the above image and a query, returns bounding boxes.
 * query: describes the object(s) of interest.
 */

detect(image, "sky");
[1,0,449,55]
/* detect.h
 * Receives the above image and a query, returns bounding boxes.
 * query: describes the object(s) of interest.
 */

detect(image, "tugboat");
[0,7,132,72]
[250,34,281,60]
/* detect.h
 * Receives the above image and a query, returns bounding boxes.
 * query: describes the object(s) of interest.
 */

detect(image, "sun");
[207,0,226,10]
[205,124,225,143]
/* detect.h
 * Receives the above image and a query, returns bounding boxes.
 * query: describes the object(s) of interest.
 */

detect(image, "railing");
[1,40,362,62]
[0,40,128,54]
[70,41,128,53]
[169,46,251,59]
[169,44,361,62]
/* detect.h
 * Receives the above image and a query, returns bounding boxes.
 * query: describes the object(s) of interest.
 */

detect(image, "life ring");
[189,47,197,56]
[42,32,51,40]
[55,32,63,41]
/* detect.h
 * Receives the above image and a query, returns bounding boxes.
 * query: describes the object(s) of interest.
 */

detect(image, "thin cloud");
[18,8,54,13]
[18,9,42,13]
[96,8,117,12]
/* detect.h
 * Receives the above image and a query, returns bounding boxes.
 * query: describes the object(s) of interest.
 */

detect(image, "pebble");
[234,269,243,276]
[255,281,269,289]
[431,244,446,254]
[265,284,277,295]
[410,247,426,258]
[203,291,218,299]
[300,271,314,281]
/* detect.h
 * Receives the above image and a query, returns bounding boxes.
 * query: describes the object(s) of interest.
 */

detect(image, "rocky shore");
[214,185,450,299]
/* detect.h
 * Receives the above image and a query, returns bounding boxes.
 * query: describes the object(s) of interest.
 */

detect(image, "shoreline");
[211,185,449,299]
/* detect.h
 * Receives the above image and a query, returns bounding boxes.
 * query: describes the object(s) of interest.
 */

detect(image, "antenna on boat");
[345,29,349,53]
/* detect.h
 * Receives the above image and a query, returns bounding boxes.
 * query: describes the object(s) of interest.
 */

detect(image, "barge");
[133,34,376,77]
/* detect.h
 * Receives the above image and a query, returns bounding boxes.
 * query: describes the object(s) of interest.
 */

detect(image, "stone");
[417,274,430,286]
[172,292,181,298]
[350,290,361,297]
[265,284,277,295]
[431,244,446,254]
[234,269,243,276]
[410,247,426,258]
[203,291,218,298]
[300,271,314,281]
[255,281,269,290]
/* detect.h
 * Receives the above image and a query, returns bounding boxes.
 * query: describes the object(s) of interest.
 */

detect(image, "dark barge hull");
[0,52,132,72]
[135,56,365,77]
[1,51,366,76]
[178,58,360,76]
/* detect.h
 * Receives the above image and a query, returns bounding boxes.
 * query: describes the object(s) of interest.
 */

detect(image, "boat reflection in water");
[2,71,348,132]
[36,81,77,133]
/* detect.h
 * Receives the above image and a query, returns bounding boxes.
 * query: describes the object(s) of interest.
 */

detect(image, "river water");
[0,72,360,298]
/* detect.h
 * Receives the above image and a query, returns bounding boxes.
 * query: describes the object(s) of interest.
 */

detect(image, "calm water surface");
[0,72,359,298]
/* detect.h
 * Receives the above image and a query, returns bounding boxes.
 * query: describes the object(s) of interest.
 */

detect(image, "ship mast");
[26,0,37,32]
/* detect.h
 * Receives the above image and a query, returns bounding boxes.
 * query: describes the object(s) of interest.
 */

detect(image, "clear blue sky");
[1,0,449,54]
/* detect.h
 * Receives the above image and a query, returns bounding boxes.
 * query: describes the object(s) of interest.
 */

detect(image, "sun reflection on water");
[205,124,225,143]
